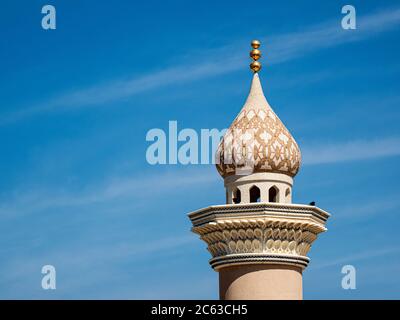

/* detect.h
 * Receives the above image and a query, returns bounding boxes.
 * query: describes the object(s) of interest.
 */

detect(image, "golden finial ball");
[251,40,261,49]
[250,61,262,73]
[250,49,261,61]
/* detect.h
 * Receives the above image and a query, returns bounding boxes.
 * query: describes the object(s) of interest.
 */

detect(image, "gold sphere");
[251,40,261,49]
[250,61,262,73]
[250,49,261,61]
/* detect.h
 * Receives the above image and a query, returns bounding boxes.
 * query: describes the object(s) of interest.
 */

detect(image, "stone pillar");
[219,264,302,300]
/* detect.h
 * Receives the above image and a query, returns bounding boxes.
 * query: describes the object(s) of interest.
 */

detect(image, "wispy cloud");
[2,7,400,125]
[0,167,217,219]
[0,233,197,298]
[312,246,400,270]
[265,7,400,64]
[2,135,400,218]
[0,62,236,125]
[302,137,400,165]
[332,197,400,220]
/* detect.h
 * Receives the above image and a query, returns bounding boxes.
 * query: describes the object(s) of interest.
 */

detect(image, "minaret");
[188,40,330,300]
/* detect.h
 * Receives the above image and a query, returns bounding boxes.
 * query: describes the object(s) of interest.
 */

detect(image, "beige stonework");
[189,202,328,269]
[225,172,293,204]
[219,265,302,300]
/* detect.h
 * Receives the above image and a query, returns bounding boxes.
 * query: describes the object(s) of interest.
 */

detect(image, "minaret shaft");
[219,264,302,300]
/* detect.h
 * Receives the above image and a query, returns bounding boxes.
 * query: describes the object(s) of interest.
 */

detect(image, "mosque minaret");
[188,40,330,300]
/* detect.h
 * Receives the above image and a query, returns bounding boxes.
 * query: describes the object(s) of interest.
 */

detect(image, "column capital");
[188,202,329,271]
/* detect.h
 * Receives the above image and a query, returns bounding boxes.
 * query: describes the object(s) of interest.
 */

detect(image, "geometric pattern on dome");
[216,74,301,178]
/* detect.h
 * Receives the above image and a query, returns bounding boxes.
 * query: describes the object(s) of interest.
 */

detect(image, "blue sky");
[1,0,400,299]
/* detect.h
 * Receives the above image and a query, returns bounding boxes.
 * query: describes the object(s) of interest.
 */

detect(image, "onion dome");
[216,41,301,178]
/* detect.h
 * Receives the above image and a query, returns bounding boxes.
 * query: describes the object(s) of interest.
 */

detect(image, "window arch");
[233,188,241,204]
[285,188,291,201]
[269,186,279,203]
[250,186,261,203]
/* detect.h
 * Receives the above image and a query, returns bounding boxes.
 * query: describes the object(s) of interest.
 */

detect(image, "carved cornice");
[188,203,329,270]
[189,202,329,227]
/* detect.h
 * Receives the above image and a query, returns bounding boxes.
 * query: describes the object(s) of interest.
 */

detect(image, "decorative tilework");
[216,74,301,178]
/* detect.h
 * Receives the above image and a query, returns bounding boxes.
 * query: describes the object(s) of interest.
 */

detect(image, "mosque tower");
[187,40,330,300]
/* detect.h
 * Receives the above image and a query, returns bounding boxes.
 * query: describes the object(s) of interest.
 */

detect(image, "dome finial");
[250,40,262,73]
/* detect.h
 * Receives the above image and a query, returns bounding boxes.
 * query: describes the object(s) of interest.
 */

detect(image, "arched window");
[250,186,261,203]
[233,188,241,204]
[285,188,291,201]
[269,186,279,203]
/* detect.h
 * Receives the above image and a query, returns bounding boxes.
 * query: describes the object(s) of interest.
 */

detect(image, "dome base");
[224,172,293,204]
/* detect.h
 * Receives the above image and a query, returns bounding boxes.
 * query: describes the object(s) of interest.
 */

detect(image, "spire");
[243,73,270,111]
[245,40,271,110]
[215,40,301,178]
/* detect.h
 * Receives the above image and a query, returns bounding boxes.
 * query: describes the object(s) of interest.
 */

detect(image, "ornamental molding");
[210,254,310,270]
[189,202,329,227]
[188,203,329,271]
